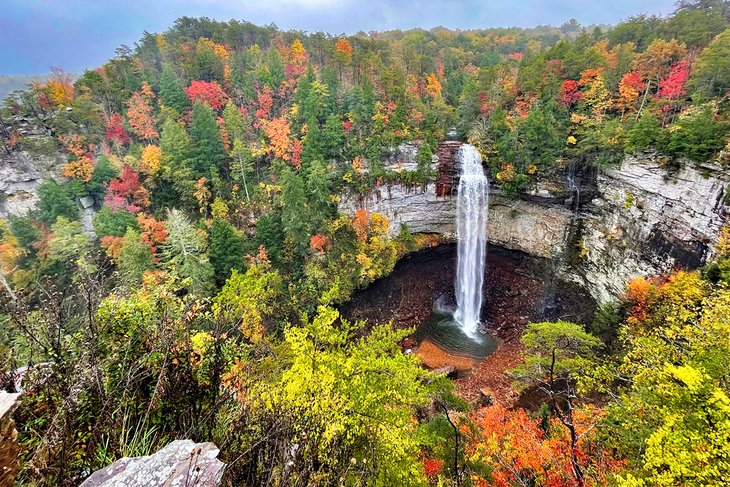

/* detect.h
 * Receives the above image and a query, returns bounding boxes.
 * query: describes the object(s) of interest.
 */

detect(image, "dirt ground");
[341,243,595,406]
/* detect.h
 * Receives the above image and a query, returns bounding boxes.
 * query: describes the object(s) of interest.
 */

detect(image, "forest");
[1,0,730,485]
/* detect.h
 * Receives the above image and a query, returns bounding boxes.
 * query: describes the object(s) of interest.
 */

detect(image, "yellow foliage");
[140,145,162,176]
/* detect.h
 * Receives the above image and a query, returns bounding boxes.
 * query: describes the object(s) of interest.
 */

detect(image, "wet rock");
[80,440,225,487]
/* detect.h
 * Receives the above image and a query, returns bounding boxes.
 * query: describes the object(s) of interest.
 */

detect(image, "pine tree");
[209,218,245,284]
[161,209,214,296]
[189,101,228,176]
[280,166,310,256]
[158,64,189,112]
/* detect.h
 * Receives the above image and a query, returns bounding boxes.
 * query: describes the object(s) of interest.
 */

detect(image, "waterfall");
[454,144,488,336]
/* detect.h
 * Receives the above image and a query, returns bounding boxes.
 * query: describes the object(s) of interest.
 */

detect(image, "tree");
[37,180,78,225]
[160,209,214,296]
[688,28,730,98]
[48,216,90,262]
[512,321,602,484]
[126,82,158,140]
[606,274,730,486]
[239,305,439,485]
[186,80,228,111]
[158,64,189,112]
[92,206,139,238]
[189,101,228,176]
[212,259,283,342]
[105,113,131,148]
[209,218,245,284]
[115,228,154,286]
[279,165,310,256]
[104,165,150,213]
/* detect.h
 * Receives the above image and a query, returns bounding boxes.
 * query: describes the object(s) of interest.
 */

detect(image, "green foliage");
[92,206,138,237]
[250,306,441,486]
[626,112,661,153]
[213,262,283,342]
[37,180,78,225]
[208,218,245,284]
[689,27,730,98]
[189,101,227,176]
[160,209,214,296]
[158,64,189,112]
[660,104,729,161]
[116,228,154,287]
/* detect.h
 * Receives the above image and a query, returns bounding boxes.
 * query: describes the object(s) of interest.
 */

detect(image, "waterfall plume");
[453,144,488,335]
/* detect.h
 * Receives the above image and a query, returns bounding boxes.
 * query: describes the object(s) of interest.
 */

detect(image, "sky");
[0,0,677,76]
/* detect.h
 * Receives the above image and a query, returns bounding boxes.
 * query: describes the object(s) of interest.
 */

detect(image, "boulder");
[80,440,226,487]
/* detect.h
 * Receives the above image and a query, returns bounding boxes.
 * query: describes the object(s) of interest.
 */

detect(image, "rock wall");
[340,144,730,303]
[0,143,65,218]
[577,156,730,303]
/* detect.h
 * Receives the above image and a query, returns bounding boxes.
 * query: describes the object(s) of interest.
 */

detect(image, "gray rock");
[80,440,226,487]
[339,153,730,304]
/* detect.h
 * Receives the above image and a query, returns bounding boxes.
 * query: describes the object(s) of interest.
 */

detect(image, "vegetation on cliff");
[1,1,730,485]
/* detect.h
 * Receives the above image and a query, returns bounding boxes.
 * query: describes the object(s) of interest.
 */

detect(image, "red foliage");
[186,80,228,111]
[558,80,584,106]
[509,52,524,61]
[658,60,689,100]
[255,87,274,125]
[105,113,131,146]
[422,457,444,477]
[104,164,150,213]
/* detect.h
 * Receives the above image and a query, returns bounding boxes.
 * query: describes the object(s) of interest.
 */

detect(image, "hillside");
[1,1,730,486]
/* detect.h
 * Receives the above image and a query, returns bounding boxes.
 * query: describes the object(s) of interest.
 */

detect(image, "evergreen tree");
[255,211,285,266]
[161,209,214,296]
[209,218,245,284]
[158,117,195,207]
[37,180,78,225]
[306,159,333,230]
[158,64,189,112]
[280,166,310,256]
[189,101,228,176]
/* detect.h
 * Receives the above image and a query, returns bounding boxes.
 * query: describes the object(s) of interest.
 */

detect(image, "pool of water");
[413,310,498,359]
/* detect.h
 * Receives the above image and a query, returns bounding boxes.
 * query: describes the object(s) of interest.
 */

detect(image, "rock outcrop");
[577,156,730,302]
[0,144,65,218]
[80,439,225,487]
[340,143,730,303]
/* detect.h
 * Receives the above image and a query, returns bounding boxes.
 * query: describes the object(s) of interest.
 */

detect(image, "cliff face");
[340,143,730,303]
[578,156,729,302]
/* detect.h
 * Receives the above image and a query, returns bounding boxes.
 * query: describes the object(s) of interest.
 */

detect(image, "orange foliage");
[335,38,353,63]
[263,117,291,162]
[622,276,657,322]
[353,209,370,243]
[309,234,328,253]
[100,235,125,259]
[137,213,168,256]
[468,405,624,487]
[62,155,95,182]
[127,82,158,140]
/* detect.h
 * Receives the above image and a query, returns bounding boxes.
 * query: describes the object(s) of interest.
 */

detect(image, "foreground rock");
[0,391,21,487]
[80,440,225,487]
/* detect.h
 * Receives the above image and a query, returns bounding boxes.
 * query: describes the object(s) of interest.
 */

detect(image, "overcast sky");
[1,0,677,75]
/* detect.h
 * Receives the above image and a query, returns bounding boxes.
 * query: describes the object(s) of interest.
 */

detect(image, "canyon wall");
[341,143,730,303]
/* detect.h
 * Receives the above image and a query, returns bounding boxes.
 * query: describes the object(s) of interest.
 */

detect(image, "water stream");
[453,144,489,336]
